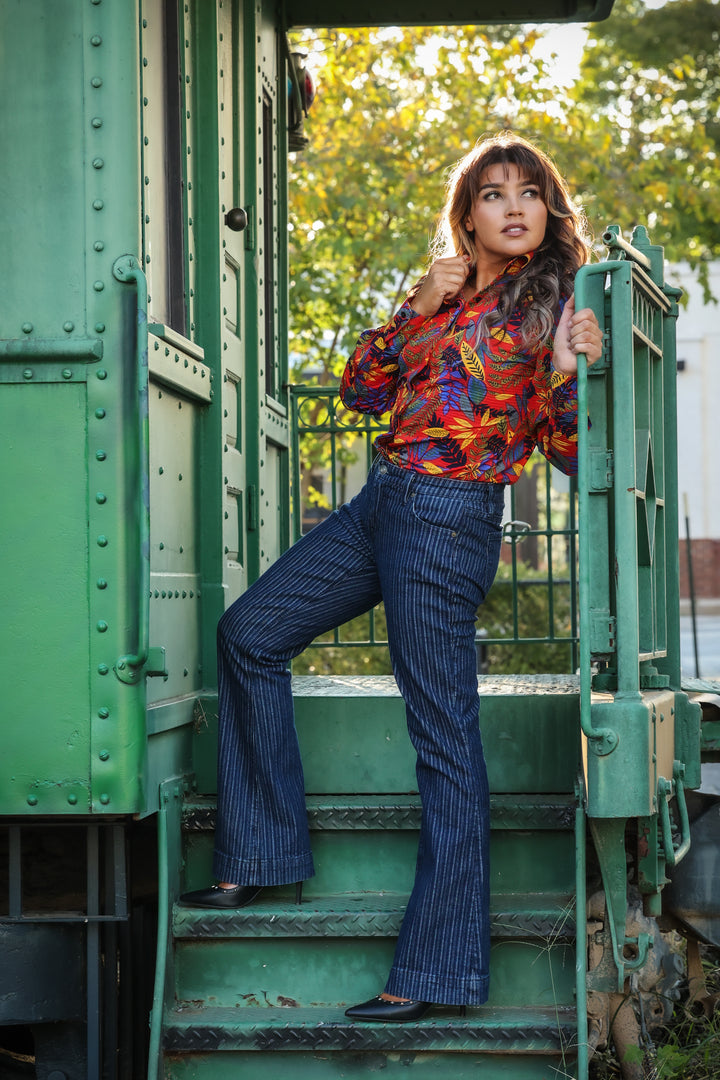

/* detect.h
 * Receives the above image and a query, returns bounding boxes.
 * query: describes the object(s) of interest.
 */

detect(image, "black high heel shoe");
[177,880,304,909]
[344,996,432,1022]
[177,884,263,909]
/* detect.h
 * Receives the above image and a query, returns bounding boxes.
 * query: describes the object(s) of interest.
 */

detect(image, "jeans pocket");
[409,489,466,533]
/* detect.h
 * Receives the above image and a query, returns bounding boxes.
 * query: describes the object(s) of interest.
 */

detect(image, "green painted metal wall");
[0,0,147,815]
[0,0,295,817]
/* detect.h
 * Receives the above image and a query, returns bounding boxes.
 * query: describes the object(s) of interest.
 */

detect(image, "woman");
[179,132,603,1022]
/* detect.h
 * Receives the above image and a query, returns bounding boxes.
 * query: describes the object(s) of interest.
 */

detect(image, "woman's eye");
[522,188,540,198]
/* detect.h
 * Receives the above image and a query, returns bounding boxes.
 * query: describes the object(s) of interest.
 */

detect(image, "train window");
[141,0,187,335]
[262,91,277,399]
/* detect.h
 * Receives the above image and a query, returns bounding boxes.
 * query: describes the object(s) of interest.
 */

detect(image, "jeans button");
[379,464,387,474]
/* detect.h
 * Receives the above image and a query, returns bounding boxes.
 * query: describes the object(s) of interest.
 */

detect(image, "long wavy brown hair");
[425,132,592,348]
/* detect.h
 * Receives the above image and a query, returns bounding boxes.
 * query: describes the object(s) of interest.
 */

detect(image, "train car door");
[218,0,290,596]
[244,0,291,582]
[217,0,249,605]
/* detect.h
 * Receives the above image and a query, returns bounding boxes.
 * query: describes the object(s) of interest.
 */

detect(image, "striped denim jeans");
[214,455,505,1004]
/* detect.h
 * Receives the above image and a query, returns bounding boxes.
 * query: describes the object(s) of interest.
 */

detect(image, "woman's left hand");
[552,295,603,375]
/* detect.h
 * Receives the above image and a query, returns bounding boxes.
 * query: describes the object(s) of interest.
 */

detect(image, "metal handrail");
[112,255,151,684]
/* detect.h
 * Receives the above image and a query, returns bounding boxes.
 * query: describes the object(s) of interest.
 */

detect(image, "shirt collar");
[443,252,533,311]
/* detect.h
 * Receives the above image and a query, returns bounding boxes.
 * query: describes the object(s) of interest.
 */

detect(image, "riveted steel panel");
[0,382,91,812]
[0,0,150,815]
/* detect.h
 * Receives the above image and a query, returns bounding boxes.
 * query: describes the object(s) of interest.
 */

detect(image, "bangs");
[464,146,550,203]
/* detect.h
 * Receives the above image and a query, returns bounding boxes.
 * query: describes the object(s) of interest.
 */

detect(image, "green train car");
[1,1,718,1078]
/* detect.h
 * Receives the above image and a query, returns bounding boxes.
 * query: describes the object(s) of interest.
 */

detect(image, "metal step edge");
[172,894,576,941]
[162,1004,577,1054]
[182,794,577,833]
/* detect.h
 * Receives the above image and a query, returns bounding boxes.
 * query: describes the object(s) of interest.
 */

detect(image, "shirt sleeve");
[528,340,580,476]
[340,300,427,415]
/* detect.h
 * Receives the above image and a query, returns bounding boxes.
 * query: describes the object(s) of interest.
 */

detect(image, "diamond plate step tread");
[172,892,576,940]
[183,793,577,833]
[163,1004,577,1054]
[291,674,580,697]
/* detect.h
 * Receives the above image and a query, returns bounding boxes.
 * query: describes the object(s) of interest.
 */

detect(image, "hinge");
[590,449,614,491]
[590,610,616,654]
[244,204,256,251]
[247,484,258,531]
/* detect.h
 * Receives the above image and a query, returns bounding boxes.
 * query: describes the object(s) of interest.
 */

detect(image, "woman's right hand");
[411,255,471,317]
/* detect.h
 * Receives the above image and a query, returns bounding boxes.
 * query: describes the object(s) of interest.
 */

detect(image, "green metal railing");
[289,384,579,671]
[576,224,682,702]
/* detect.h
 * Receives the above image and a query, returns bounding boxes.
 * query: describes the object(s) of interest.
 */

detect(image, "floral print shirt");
[340,255,578,484]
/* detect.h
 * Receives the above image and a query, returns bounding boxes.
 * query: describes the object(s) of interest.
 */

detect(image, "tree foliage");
[575,0,720,296]
[288,2,720,386]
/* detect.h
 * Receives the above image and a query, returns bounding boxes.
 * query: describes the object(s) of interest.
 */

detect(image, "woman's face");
[464,162,548,269]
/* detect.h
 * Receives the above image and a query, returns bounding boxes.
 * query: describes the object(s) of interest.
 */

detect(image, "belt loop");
[404,468,415,504]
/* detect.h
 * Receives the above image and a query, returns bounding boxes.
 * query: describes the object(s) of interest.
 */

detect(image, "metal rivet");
[91,76,103,88]
[99,750,110,761]
[159,542,164,550]
[93,280,105,291]
[63,321,74,332]
[97,621,108,633]
[62,369,73,380]
[96,490,107,501]
[22,322,33,334]
[95,408,106,419]
[97,578,107,589]
[100,794,110,805]
[158,466,164,474]
[23,369,33,380]
[94,241,105,252]
[143,96,148,106]
[97,535,108,546]
[97,369,107,379]
[179,545,183,553]
[27,795,38,806]
[67,794,78,805]
[96,449,107,460]
[90,34,102,45]
[98,663,109,674]
[92,116,103,128]
[98,707,110,719]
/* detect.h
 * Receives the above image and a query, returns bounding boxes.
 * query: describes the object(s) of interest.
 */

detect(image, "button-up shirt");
[340,255,578,484]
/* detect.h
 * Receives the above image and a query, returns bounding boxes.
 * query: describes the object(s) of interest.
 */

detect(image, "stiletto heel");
[295,881,303,905]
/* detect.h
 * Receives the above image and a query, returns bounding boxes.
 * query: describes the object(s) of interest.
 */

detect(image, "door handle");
[224,207,248,232]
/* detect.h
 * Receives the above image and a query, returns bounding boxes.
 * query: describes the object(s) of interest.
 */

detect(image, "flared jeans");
[213,455,505,1005]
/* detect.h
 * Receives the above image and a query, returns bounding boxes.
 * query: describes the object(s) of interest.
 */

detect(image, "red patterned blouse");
[340,255,578,484]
